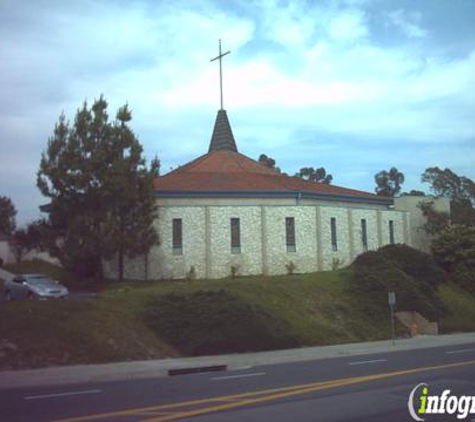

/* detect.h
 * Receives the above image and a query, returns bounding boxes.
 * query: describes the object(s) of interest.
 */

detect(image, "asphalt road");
[2,343,475,421]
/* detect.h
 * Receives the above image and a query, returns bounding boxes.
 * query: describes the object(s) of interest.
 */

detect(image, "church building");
[104,42,449,280]
[104,108,434,281]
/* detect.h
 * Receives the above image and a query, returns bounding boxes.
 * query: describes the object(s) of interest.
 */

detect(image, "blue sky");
[1,0,475,224]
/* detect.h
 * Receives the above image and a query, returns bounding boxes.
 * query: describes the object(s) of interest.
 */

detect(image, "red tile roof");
[154,150,390,202]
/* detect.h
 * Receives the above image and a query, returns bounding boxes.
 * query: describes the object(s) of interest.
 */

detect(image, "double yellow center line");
[56,359,475,422]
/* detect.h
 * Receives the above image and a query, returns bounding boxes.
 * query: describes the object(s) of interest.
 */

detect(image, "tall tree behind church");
[37,97,158,281]
[422,167,475,225]
[295,167,333,184]
[258,154,280,172]
[374,167,404,197]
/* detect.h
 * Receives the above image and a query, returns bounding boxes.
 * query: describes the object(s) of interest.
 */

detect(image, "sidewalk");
[1,332,475,389]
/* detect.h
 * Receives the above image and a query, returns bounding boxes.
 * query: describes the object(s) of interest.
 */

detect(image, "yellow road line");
[54,378,346,422]
[55,359,475,422]
[140,375,384,422]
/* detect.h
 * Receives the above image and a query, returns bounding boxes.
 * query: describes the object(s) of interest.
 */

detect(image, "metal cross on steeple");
[210,39,231,110]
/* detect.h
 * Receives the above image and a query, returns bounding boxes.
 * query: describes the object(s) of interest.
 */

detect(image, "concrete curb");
[1,332,475,390]
[168,365,227,376]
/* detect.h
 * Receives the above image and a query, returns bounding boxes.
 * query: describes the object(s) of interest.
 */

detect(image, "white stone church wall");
[380,210,405,245]
[207,206,263,278]
[349,209,379,256]
[265,206,317,275]
[320,206,350,270]
[151,206,207,280]
[104,203,411,280]
[103,206,207,280]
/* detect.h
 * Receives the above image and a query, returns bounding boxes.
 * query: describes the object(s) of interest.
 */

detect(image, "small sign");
[388,291,396,306]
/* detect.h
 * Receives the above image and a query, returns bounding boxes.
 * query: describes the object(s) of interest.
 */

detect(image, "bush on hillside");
[142,289,300,356]
[378,244,447,288]
[431,225,475,294]
[451,263,475,295]
[350,247,446,321]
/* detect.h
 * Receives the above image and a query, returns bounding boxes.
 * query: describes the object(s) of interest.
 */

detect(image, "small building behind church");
[104,109,449,280]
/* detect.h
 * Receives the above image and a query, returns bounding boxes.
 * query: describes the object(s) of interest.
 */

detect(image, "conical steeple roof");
[153,110,392,205]
[208,109,238,152]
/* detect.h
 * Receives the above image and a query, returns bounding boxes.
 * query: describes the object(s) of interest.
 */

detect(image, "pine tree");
[0,195,17,235]
[99,104,158,281]
[37,97,158,281]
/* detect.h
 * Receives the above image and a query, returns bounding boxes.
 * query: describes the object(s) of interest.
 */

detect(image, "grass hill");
[1,245,475,370]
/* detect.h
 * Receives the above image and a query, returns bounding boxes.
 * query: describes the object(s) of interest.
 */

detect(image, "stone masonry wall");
[265,206,317,275]
[320,206,350,270]
[208,206,263,279]
[104,203,411,280]
[349,209,379,256]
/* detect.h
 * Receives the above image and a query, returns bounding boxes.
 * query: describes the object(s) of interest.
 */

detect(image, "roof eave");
[154,190,393,205]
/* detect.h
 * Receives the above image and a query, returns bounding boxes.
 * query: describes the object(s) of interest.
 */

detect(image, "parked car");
[4,274,69,300]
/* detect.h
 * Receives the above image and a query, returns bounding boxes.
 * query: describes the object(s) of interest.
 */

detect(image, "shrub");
[431,225,475,294]
[142,289,300,355]
[451,262,475,294]
[331,258,344,271]
[378,244,447,288]
[350,246,446,321]
[186,266,196,281]
[431,225,475,270]
[285,261,296,275]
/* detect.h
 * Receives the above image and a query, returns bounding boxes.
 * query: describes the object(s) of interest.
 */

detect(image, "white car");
[4,274,69,300]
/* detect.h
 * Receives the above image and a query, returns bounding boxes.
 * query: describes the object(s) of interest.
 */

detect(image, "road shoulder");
[1,331,475,389]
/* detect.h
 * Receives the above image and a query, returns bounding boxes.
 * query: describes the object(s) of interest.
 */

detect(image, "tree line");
[258,152,475,230]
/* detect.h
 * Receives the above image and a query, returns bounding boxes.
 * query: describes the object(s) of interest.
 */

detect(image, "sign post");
[388,291,396,346]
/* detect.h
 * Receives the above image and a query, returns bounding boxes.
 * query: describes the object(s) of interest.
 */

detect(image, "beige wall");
[23,249,61,266]
[394,196,450,253]
[0,241,60,267]
[105,202,410,280]
[0,240,15,264]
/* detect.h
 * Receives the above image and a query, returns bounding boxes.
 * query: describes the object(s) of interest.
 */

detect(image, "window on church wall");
[331,217,338,252]
[286,217,296,252]
[389,220,395,245]
[361,219,368,251]
[231,218,241,254]
[172,218,183,255]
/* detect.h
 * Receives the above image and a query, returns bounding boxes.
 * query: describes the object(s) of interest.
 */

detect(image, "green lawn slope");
[1,246,474,369]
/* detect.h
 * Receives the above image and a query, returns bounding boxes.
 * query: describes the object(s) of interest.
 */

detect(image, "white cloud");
[328,10,369,42]
[388,9,428,39]
[257,0,316,48]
